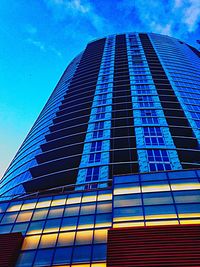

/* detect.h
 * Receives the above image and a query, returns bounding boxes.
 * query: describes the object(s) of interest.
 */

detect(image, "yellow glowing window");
[75,230,93,245]
[146,220,179,226]
[22,235,40,250]
[43,218,61,233]
[114,185,140,195]
[21,202,36,210]
[82,195,97,203]
[93,229,107,243]
[171,182,200,191]
[36,199,51,208]
[178,213,200,218]
[39,233,58,248]
[16,211,33,222]
[26,221,45,235]
[142,184,170,193]
[51,198,66,207]
[7,202,22,212]
[180,219,200,225]
[32,208,48,221]
[66,195,81,205]
[72,265,90,267]
[91,263,106,267]
[57,232,75,246]
[97,193,112,201]
[113,221,145,228]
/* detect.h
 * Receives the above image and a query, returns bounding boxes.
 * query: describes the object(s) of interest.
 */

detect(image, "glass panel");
[114,194,142,207]
[144,205,177,219]
[95,213,112,227]
[34,249,54,266]
[82,192,97,203]
[16,251,36,267]
[75,230,93,245]
[36,197,52,208]
[80,203,96,215]
[0,224,12,233]
[72,245,92,263]
[47,206,64,219]
[66,193,82,205]
[177,203,200,218]
[27,221,45,235]
[21,200,36,210]
[114,183,141,195]
[61,217,78,231]
[32,208,48,221]
[173,190,200,203]
[0,202,9,213]
[96,201,112,213]
[114,207,143,222]
[43,218,61,233]
[22,235,40,250]
[93,229,107,243]
[39,233,58,248]
[92,244,107,261]
[57,232,75,246]
[142,181,170,192]
[17,210,33,222]
[53,247,72,265]
[7,201,23,212]
[97,190,112,201]
[12,223,28,234]
[1,212,18,224]
[170,179,200,190]
[143,192,173,205]
[64,205,80,217]
[78,215,95,229]
[51,195,67,206]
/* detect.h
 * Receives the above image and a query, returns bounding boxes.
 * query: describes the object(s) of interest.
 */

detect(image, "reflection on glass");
[39,233,58,248]
[1,212,18,224]
[12,223,28,235]
[64,205,80,217]
[36,197,52,208]
[142,181,170,193]
[57,232,75,246]
[144,205,177,219]
[80,203,96,215]
[93,229,107,243]
[67,194,82,205]
[114,183,140,195]
[96,202,112,213]
[43,219,61,233]
[17,211,33,222]
[16,251,36,267]
[53,247,72,265]
[114,194,142,207]
[51,196,67,206]
[143,192,173,205]
[72,245,92,263]
[48,206,64,219]
[78,215,95,229]
[92,244,107,261]
[34,249,54,266]
[21,200,36,210]
[61,217,78,231]
[7,202,22,212]
[75,230,93,245]
[22,235,40,250]
[27,221,45,235]
[114,207,143,222]
[32,208,48,221]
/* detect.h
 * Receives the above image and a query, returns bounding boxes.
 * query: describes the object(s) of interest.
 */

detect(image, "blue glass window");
[53,247,72,265]
[86,167,100,182]
[89,153,101,163]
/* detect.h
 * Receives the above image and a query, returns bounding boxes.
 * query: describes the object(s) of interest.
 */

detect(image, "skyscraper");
[0,33,200,266]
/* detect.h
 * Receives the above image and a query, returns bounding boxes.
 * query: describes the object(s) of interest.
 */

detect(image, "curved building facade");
[1,33,200,197]
[0,33,200,267]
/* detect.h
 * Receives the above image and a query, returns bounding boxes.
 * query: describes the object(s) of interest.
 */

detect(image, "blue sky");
[0,0,200,177]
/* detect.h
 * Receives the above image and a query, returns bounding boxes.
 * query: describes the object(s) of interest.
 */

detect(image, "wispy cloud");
[27,38,46,51]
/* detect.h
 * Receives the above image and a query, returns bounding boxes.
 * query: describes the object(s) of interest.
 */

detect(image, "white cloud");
[27,38,46,51]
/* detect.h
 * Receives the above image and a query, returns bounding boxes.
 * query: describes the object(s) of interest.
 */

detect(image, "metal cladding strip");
[24,39,106,192]
[76,35,116,188]
[126,33,181,173]
[110,34,138,176]
[139,33,200,169]
[107,225,200,267]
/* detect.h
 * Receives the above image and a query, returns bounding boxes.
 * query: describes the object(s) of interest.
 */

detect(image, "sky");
[0,0,200,178]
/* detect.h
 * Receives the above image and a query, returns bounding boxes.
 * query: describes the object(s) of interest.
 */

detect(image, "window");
[91,141,102,152]
[144,127,165,146]
[141,110,158,124]
[94,121,104,130]
[96,113,105,120]
[93,130,103,139]
[89,153,101,163]
[147,149,172,171]
[86,167,100,182]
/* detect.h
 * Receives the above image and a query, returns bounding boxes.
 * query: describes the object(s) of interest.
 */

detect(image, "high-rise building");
[0,33,200,267]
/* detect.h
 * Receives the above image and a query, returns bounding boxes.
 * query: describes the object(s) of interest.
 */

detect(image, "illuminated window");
[66,193,82,205]
[78,215,95,229]
[93,229,107,243]
[21,200,36,210]
[57,232,75,246]
[80,203,96,215]
[32,208,48,221]
[96,202,112,213]
[36,197,52,208]
[7,201,22,212]
[43,218,61,233]
[22,235,40,250]
[61,217,78,231]
[114,194,142,207]
[95,213,112,227]
[16,210,33,222]
[39,233,58,248]
[51,196,67,206]
[27,221,45,235]
[1,212,18,224]
[143,192,173,205]
[64,205,80,216]
[75,230,93,245]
